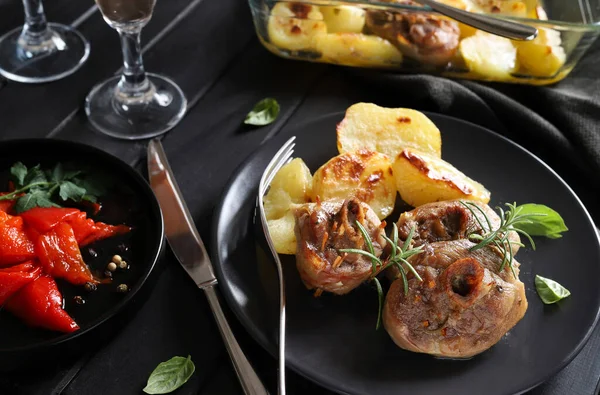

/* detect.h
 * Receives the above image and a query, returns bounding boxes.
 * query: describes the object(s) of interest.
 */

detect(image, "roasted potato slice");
[266,211,298,255]
[267,2,327,51]
[315,33,403,67]
[467,0,528,16]
[311,150,396,219]
[337,103,442,158]
[321,5,365,34]
[392,149,490,207]
[264,158,313,254]
[460,32,518,80]
[515,28,566,77]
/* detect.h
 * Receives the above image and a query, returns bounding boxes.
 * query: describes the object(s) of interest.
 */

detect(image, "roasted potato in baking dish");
[515,28,566,77]
[311,150,396,220]
[460,32,518,80]
[321,5,365,34]
[264,158,313,254]
[392,149,490,207]
[337,103,442,158]
[315,33,403,67]
[267,2,327,51]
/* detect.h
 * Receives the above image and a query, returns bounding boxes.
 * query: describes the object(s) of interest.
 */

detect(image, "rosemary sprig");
[460,201,546,277]
[339,222,424,329]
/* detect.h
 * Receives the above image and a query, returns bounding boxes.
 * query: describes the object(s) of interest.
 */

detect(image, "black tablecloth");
[0,0,599,393]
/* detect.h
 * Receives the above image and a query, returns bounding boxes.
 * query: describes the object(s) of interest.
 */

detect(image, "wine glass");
[0,0,90,83]
[85,0,186,140]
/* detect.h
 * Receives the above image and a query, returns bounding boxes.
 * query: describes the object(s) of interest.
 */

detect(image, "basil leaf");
[59,181,87,202]
[244,98,280,126]
[535,275,571,304]
[10,162,27,187]
[143,355,195,394]
[513,204,568,239]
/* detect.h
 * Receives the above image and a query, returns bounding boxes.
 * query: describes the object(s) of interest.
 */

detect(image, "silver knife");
[147,139,268,395]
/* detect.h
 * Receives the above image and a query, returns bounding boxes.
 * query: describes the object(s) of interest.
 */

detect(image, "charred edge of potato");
[336,103,442,159]
[311,150,396,220]
[393,149,490,207]
[402,150,474,195]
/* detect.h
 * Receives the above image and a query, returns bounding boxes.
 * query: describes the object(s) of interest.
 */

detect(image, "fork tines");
[259,137,296,196]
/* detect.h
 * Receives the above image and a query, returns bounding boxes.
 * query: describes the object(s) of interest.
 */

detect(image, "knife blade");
[147,139,268,395]
[147,139,217,289]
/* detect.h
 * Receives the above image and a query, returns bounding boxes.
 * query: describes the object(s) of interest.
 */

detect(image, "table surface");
[1,0,600,394]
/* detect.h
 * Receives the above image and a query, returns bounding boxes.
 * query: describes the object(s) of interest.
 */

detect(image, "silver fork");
[257,136,296,395]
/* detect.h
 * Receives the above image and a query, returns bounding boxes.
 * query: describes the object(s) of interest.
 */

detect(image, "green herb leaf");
[461,201,556,276]
[24,164,48,185]
[513,204,568,239]
[75,176,108,196]
[143,355,195,394]
[244,98,280,126]
[14,190,57,213]
[10,162,27,187]
[51,163,65,183]
[0,162,108,211]
[63,170,82,181]
[535,275,571,304]
[59,181,86,202]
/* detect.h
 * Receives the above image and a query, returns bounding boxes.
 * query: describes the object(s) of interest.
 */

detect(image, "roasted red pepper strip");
[66,212,97,245]
[0,193,16,213]
[0,262,42,305]
[80,222,131,246]
[6,275,79,333]
[0,211,36,266]
[0,261,36,273]
[66,212,131,246]
[36,222,98,285]
[21,207,80,233]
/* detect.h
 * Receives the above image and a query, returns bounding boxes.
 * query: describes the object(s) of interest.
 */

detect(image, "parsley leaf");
[0,162,108,212]
[14,190,58,213]
[51,163,65,183]
[24,164,48,186]
[10,162,27,187]
[59,181,86,202]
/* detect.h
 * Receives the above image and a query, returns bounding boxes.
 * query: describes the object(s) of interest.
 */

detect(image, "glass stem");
[115,28,154,103]
[20,0,52,49]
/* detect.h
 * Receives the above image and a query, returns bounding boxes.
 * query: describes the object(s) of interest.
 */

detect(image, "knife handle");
[204,286,269,395]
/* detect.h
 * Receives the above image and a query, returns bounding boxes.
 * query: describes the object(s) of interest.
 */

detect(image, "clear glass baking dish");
[248,0,600,85]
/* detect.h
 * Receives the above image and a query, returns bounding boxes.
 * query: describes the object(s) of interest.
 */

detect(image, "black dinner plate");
[212,112,600,395]
[0,139,164,370]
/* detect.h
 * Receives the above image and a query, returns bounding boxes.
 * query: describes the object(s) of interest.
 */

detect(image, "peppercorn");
[116,284,129,293]
[107,262,117,272]
[118,260,128,270]
[84,282,97,292]
[112,255,123,265]
[73,296,85,305]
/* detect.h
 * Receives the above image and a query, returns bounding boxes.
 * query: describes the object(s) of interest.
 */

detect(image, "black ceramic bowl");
[0,139,164,371]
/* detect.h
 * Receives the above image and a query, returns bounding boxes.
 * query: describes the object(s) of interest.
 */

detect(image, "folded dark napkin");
[1,38,599,395]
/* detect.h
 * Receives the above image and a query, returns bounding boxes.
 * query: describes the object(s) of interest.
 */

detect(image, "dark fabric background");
[0,7,599,394]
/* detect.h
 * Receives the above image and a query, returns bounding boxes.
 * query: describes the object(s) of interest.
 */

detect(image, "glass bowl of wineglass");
[85,0,187,140]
